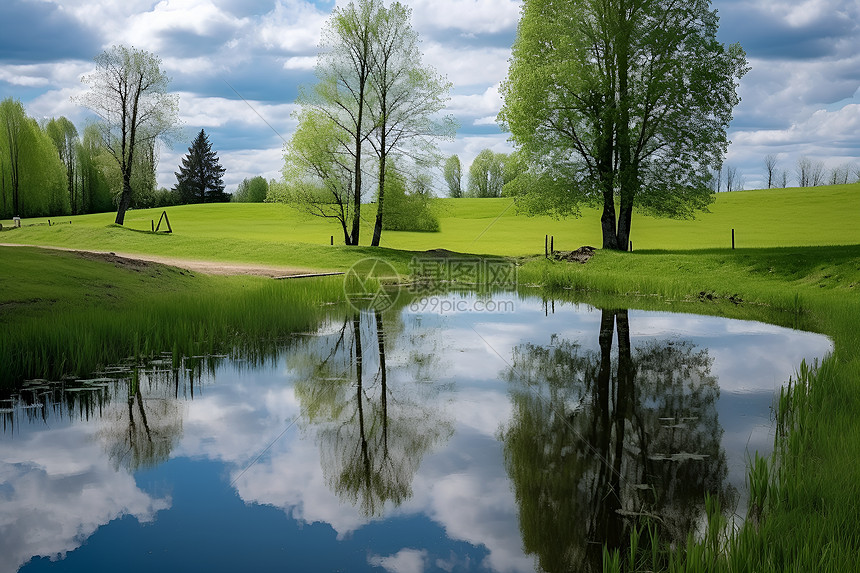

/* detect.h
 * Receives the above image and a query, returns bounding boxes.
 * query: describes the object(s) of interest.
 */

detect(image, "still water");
[1,293,832,572]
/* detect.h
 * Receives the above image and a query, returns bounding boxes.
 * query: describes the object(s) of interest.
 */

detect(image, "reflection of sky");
[2,293,832,572]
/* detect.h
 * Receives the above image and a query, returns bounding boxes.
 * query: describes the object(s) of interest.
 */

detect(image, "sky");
[0,0,858,193]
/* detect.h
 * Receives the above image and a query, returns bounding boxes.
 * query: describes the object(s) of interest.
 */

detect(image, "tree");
[810,159,826,187]
[468,149,505,197]
[280,109,357,244]
[0,99,69,218]
[76,123,114,213]
[764,154,778,189]
[173,129,228,203]
[443,154,462,198]
[297,0,380,245]
[233,176,269,202]
[44,117,80,213]
[76,45,180,225]
[366,1,454,246]
[725,165,741,192]
[0,98,26,217]
[500,0,748,250]
[379,163,440,232]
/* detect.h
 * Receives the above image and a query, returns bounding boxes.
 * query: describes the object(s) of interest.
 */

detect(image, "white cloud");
[407,0,521,35]
[368,548,428,573]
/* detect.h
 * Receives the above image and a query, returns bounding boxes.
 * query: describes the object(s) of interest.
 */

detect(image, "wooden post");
[732,228,735,250]
[544,235,548,258]
[151,220,154,232]
[550,236,554,254]
[330,235,334,245]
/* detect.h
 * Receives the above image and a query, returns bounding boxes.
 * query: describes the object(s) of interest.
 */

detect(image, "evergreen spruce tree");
[173,129,227,203]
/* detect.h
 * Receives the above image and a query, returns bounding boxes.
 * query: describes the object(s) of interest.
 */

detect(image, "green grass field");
[2,183,858,265]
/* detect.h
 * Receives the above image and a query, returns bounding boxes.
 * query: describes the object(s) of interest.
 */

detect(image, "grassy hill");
[2,183,858,266]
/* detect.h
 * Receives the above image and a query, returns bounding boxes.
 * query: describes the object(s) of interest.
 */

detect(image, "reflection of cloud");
[0,423,168,573]
[368,548,428,573]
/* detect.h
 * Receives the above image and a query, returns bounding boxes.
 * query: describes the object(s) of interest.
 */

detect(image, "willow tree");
[499,0,748,250]
[45,117,79,213]
[76,45,179,225]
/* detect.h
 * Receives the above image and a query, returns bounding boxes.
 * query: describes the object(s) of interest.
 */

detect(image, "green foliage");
[0,98,69,218]
[380,168,440,232]
[443,154,462,198]
[500,0,749,249]
[467,149,519,198]
[76,45,181,224]
[233,175,269,203]
[76,123,115,213]
[44,116,80,213]
[173,129,228,203]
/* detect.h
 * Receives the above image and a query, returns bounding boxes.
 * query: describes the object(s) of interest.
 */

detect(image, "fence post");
[545,235,548,258]
[330,235,334,246]
[550,236,554,255]
[732,229,735,250]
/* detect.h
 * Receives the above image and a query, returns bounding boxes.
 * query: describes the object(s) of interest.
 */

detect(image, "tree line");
[1,46,235,223]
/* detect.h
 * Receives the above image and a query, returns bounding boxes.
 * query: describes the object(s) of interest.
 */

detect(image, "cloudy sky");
[1,0,857,193]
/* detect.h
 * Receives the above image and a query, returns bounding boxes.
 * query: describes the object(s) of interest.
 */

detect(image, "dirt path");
[0,243,342,279]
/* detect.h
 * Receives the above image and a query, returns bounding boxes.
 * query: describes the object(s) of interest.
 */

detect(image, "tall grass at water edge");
[0,250,347,386]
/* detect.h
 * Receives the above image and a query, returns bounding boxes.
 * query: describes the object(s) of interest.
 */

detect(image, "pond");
[1,292,832,573]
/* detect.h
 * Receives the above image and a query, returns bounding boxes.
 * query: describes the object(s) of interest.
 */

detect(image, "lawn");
[2,182,858,264]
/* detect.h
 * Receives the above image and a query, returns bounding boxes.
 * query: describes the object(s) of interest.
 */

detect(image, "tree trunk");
[371,156,386,247]
[115,175,133,225]
[600,193,619,250]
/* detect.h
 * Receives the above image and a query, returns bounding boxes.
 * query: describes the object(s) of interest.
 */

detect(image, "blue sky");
[0,0,857,193]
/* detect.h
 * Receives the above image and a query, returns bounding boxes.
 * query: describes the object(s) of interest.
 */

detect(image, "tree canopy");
[499,0,749,250]
[173,129,228,203]
[285,0,452,245]
[76,45,180,224]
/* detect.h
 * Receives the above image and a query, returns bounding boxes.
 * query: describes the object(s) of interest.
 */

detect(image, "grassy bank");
[0,246,348,386]
[518,247,860,570]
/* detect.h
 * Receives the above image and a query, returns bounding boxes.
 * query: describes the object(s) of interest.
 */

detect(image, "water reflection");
[293,310,453,517]
[503,309,732,572]
[0,294,834,573]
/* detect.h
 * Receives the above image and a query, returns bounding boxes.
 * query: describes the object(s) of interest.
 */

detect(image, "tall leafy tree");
[233,176,269,202]
[0,98,69,218]
[443,154,462,198]
[467,149,514,198]
[44,117,80,213]
[280,109,357,244]
[297,0,380,245]
[366,1,453,246]
[173,129,228,203]
[0,98,26,217]
[76,45,180,225]
[76,124,114,213]
[500,0,748,250]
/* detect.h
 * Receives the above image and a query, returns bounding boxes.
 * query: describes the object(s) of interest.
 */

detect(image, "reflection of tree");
[98,369,183,471]
[294,310,452,516]
[502,309,730,573]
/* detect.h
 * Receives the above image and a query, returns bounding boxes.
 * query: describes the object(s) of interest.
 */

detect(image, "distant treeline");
[0,97,237,221]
